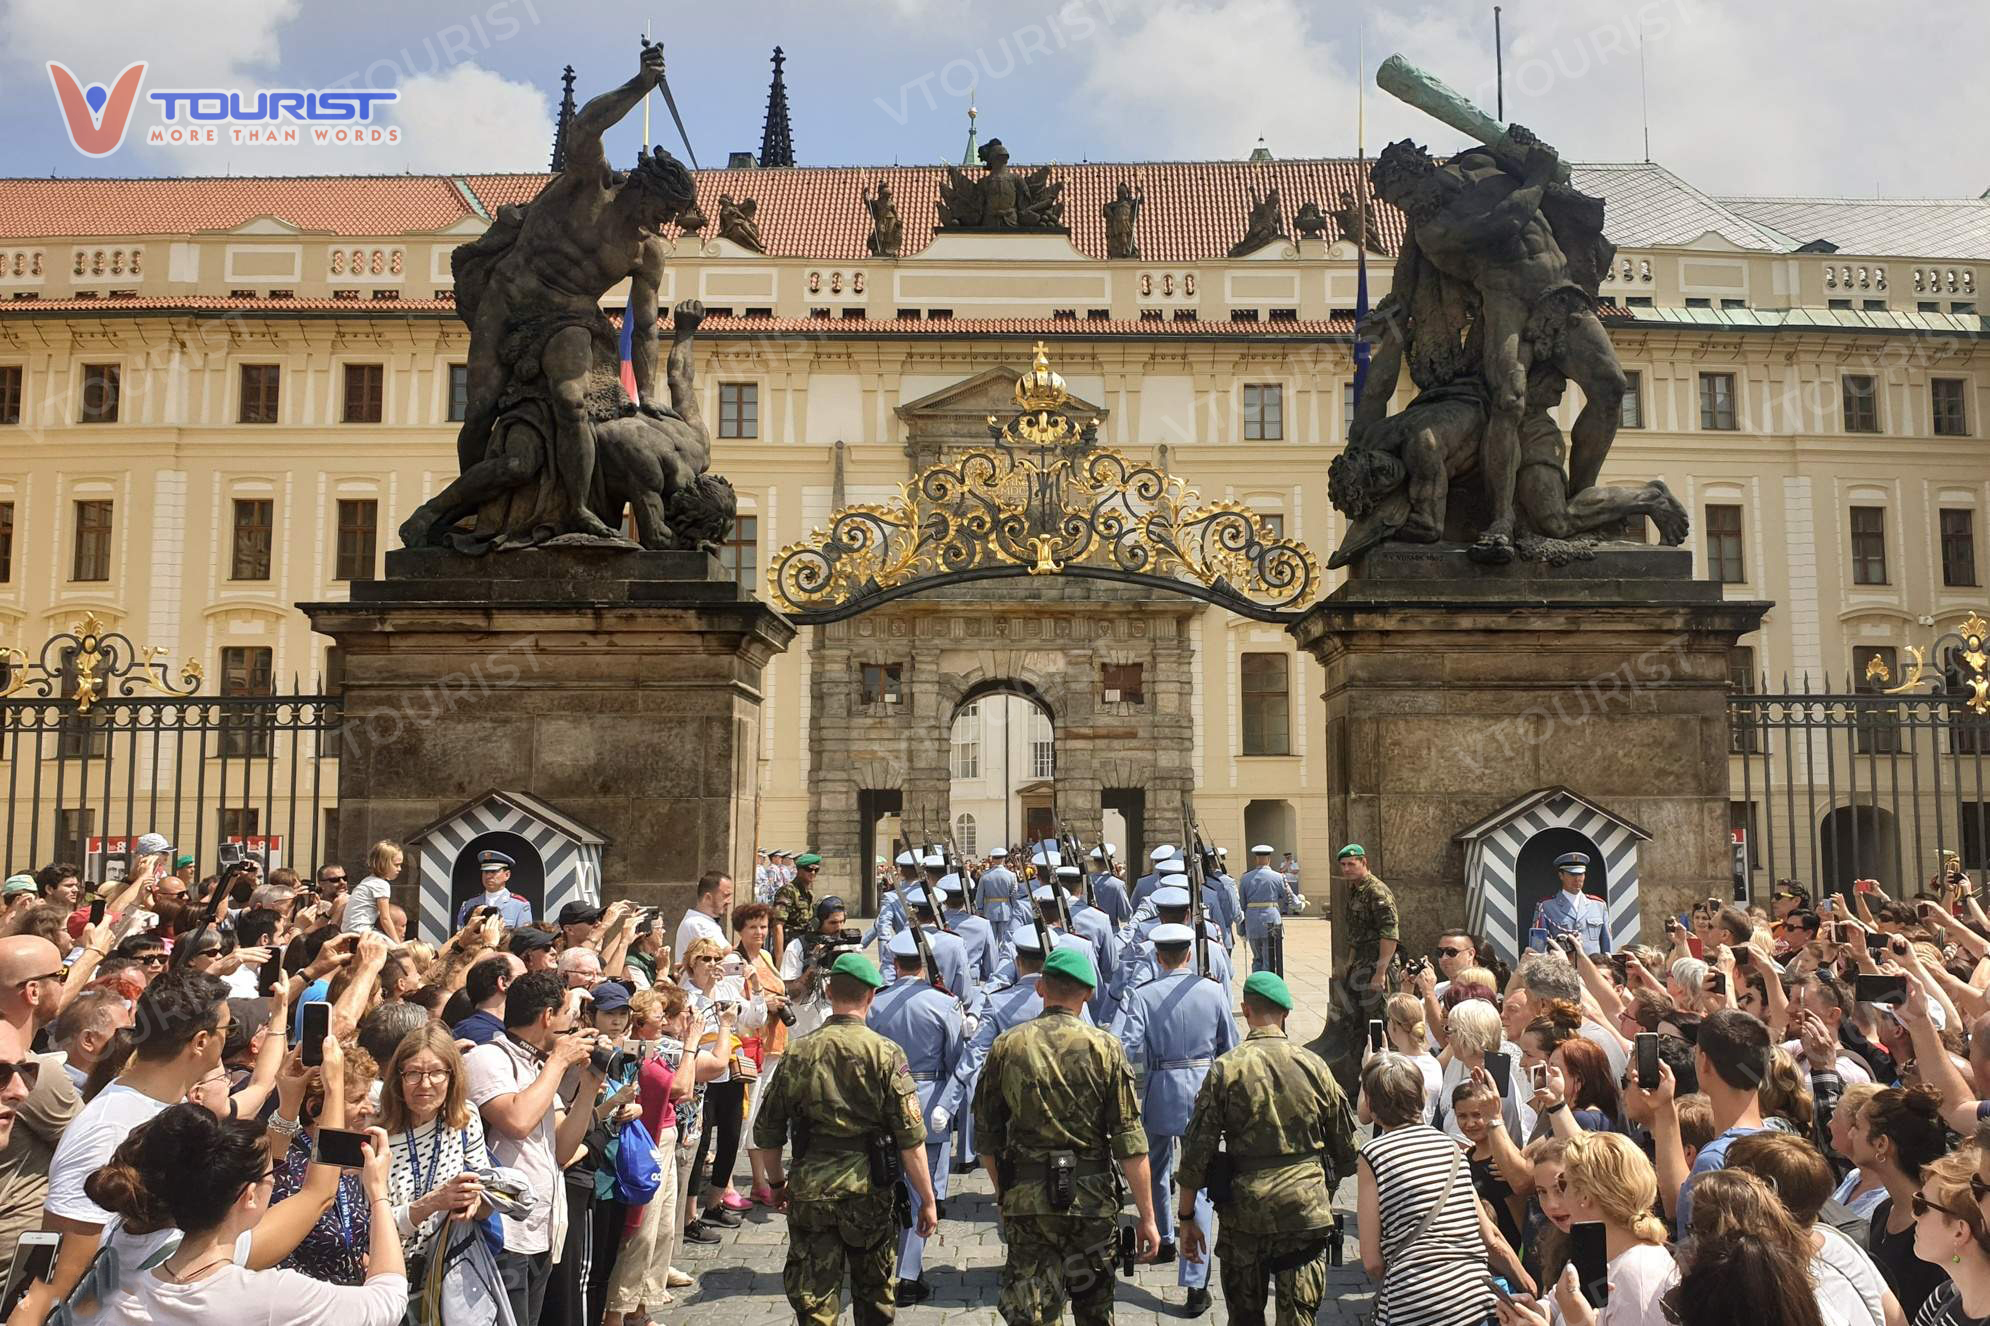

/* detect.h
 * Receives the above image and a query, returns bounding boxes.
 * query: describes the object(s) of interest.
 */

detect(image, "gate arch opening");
[948,681,1056,857]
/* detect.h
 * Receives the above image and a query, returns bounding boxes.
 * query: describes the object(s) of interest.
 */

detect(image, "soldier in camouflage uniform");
[1313,843,1400,1096]
[973,945,1161,1326]
[1178,970,1359,1326]
[752,950,939,1326]
[771,851,822,954]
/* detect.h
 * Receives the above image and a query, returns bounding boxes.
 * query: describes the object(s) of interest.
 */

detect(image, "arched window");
[954,813,977,858]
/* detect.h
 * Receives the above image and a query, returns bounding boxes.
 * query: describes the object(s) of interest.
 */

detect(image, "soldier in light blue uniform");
[1200,849,1241,950]
[1058,865,1123,1025]
[1529,850,1612,954]
[863,848,919,960]
[1111,921,1238,1313]
[898,883,980,1013]
[453,850,536,929]
[1087,846,1133,927]
[1238,843,1300,977]
[1131,844,1177,909]
[937,873,999,984]
[1114,883,1234,1002]
[867,929,967,1304]
[974,846,1020,947]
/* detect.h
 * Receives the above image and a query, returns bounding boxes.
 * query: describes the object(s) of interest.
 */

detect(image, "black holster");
[866,1133,902,1190]
[1206,1151,1235,1205]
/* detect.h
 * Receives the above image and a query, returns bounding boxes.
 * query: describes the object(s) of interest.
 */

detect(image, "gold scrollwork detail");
[0,614,205,713]
[1880,610,1989,715]
[768,343,1322,622]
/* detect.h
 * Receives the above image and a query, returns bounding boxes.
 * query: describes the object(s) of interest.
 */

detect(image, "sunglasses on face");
[321,875,347,884]
[1437,947,1466,958]
[137,953,167,966]
[1912,1191,1973,1221]
[0,1059,39,1091]
[1971,1174,1990,1203]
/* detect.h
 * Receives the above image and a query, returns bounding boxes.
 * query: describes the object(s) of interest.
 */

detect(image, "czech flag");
[617,294,640,408]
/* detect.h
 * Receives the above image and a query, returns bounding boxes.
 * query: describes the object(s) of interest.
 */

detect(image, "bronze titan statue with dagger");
[400,41,735,554]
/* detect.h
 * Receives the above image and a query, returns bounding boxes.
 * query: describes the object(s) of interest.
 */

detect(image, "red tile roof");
[0,176,473,238]
[467,160,1397,262]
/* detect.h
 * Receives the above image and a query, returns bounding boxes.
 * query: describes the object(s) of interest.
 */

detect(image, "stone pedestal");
[302,548,794,930]
[1289,545,1769,965]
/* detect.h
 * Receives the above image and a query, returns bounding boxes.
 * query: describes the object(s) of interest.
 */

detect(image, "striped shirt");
[1360,1124,1495,1326]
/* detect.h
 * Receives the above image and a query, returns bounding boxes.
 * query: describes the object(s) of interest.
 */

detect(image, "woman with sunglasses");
[80,1100,406,1325]
[265,1038,379,1285]
[378,1023,489,1272]
[1856,1085,1956,1320]
[1911,1147,1990,1326]
[678,936,758,1239]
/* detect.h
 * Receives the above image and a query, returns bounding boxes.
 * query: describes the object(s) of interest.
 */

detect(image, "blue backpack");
[612,1117,662,1205]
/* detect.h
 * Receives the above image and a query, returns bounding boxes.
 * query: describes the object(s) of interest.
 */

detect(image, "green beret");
[795,852,823,868]
[1040,945,1097,989]
[1243,970,1294,1010]
[1336,843,1365,860]
[829,952,884,988]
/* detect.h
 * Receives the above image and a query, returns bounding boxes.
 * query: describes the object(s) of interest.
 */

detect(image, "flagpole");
[1351,14,1371,435]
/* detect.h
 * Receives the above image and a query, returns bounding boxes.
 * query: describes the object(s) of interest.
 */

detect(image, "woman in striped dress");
[1359,1052,1502,1326]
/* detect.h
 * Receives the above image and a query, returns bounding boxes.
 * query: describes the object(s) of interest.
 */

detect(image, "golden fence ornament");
[0,613,203,713]
[767,344,1322,624]
[1879,610,1990,716]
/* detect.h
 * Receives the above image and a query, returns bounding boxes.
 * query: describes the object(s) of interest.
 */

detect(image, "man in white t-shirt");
[24,971,232,1323]
[673,870,733,967]
[464,969,608,1326]
[778,895,849,1042]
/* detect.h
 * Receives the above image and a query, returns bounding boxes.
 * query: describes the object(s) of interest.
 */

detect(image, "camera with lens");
[800,925,865,972]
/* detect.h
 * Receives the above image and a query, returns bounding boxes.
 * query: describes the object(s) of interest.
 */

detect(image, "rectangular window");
[1258,513,1286,537]
[1698,372,1737,430]
[342,363,383,423]
[1961,802,1990,872]
[78,363,119,423]
[1101,663,1144,705]
[717,514,758,591]
[238,363,280,424]
[1241,652,1291,756]
[219,808,261,841]
[1941,509,1979,588]
[859,663,902,706]
[1850,506,1888,585]
[1620,370,1644,428]
[55,810,94,870]
[229,499,273,581]
[220,646,274,757]
[1030,709,1055,779]
[447,364,470,423]
[335,499,378,582]
[1932,377,1969,436]
[951,701,980,780]
[1241,383,1283,440]
[1727,645,1760,754]
[0,365,20,424]
[718,382,758,439]
[1852,644,1902,754]
[0,502,11,582]
[71,499,112,581]
[1728,801,1762,868]
[1704,504,1746,583]
[1842,374,1880,433]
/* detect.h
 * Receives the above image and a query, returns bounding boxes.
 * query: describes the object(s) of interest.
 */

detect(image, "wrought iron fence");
[0,615,340,880]
[1728,686,1990,897]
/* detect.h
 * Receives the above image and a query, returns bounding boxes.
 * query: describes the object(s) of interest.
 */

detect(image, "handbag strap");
[1388,1135,1466,1263]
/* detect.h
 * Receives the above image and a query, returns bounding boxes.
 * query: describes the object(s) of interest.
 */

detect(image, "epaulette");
[1585,893,1605,903]
[510,893,528,902]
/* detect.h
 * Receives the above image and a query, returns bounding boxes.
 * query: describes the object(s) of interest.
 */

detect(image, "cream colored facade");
[0,163,1984,892]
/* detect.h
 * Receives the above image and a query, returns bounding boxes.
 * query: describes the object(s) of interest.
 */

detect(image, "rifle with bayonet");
[1038,818,1075,933]
[1058,826,1093,911]
[890,835,950,995]
[916,826,953,934]
[1183,806,1216,982]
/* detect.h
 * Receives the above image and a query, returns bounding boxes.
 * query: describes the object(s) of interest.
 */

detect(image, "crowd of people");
[1,824,1986,1326]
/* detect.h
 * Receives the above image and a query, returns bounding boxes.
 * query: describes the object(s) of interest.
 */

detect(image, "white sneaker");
[665,1269,693,1288]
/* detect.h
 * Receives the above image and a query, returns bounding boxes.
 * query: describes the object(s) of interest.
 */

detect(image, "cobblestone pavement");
[663,917,1376,1325]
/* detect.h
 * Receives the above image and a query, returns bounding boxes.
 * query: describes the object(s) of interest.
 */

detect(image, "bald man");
[0,945,76,1288]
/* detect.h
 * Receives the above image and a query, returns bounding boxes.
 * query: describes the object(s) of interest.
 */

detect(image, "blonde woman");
[1383,992,1443,1123]
[1438,999,1532,1139]
[343,840,404,941]
[1549,1131,1676,1326]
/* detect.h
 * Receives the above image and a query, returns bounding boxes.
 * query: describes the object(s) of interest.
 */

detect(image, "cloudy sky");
[2,0,1983,200]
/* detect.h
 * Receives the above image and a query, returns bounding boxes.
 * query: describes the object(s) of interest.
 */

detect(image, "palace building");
[0,95,1985,910]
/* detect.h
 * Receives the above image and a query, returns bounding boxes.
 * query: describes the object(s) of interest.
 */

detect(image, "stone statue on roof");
[863,180,902,257]
[1331,188,1388,254]
[937,138,1065,230]
[716,193,764,252]
[1229,184,1286,256]
[1102,180,1143,259]
[1293,201,1329,240]
[1326,57,1683,570]
[399,43,733,555]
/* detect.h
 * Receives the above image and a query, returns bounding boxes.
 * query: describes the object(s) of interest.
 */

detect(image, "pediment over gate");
[899,366,1108,467]
[1455,785,1651,845]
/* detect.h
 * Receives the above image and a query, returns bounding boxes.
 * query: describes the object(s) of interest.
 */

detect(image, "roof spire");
[759,46,794,167]
[549,65,577,171]
[962,86,978,166]
[1248,135,1272,162]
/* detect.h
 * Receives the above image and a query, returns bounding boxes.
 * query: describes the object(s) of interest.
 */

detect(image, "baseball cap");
[1,875,36,898]
[815,896,847,923]
[508,928,555,955]
[556,901,604,926]
[590,981,632,1013]
[135,832,172,855]
[1041,946,1097,989]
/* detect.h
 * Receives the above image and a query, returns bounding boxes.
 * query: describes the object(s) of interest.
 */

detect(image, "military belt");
[907,1071,942,1082]
[1010,1158,1113,1181]
[807,1133,875,1155]
[1246,902,1282,909]
[1155,1058,1212,1071]
[1231,1150,1326,1175]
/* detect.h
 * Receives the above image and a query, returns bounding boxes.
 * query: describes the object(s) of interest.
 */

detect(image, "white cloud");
[375,64,554,173]
[0,0,299,88]
[1067,0,1990,198]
